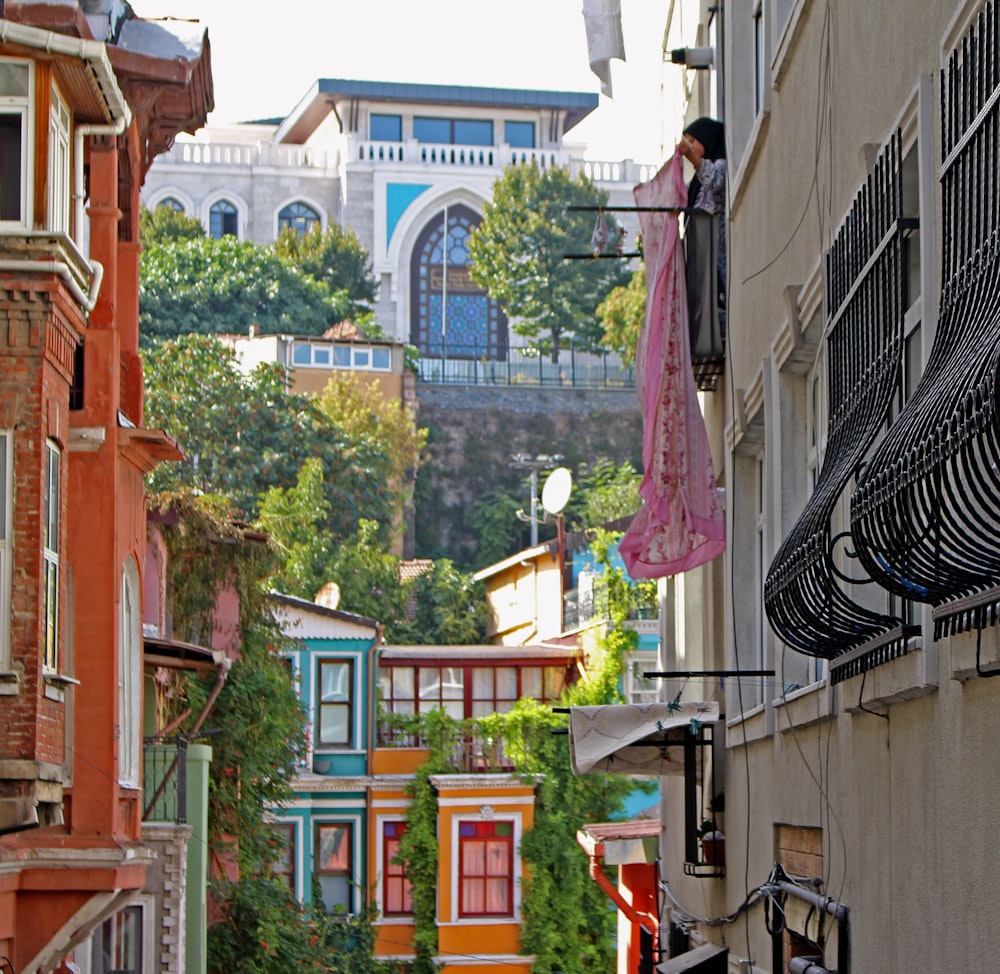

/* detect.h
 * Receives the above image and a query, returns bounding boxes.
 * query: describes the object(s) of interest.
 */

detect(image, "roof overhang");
[143,634,226,673]
[379,644,580,663]
[276,78,600,144]
[577,819,660,865]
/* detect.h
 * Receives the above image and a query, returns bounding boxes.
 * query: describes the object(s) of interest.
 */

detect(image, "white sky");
[128,0,680,164]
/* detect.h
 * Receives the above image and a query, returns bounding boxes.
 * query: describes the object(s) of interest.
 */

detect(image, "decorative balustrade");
[161,139,334,170]
[375,721,514,773]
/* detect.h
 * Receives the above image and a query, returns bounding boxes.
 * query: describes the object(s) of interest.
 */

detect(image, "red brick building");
[0,3,211,971]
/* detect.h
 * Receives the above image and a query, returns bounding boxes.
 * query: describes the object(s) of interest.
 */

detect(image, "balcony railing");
[415,343,636,389]
[376,722,514,772]
[143,736,188,823]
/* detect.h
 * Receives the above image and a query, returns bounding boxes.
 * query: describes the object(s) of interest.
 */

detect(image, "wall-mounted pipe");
[577,834,657,935]
[0,257,104,311]
[762,878,850,974]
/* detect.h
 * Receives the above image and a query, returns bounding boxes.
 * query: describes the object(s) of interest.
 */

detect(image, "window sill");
[774,679,833,731]
[42,671,80,703]
[0,669,19,696]
[725,701,769,745]
[840,639,937,712]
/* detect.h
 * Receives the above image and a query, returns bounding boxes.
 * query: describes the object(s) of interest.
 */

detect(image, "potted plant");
[699,818,725,866]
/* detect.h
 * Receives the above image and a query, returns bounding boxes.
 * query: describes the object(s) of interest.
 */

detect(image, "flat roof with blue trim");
[277,78,599,144]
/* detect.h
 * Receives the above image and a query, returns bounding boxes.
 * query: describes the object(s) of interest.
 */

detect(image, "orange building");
[0,3,211,972]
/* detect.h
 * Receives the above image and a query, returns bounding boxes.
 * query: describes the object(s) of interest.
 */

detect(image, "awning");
[656,943,728,973]
[569,702,719,776]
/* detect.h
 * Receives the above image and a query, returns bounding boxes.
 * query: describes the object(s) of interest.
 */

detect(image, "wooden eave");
[119,426,183,474]
[1,1,94,40]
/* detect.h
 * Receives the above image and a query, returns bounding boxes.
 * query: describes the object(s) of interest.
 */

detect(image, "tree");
[314,372,427,537]
[323,518,408,625]
[143,335,393,536]
[393,559,489,644]
[567,458,642,530]
[274,223,379,323]
[468,163,631,360]
[140,203,205,245]
[597,265,646,367]
[139,236,351,342]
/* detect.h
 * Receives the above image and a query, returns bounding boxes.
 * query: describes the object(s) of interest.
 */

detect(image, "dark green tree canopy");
[139,236,351,342]
[274,224,379,322]
[468,163,631,360]
[140,203,206,245]
[143,334,393,536]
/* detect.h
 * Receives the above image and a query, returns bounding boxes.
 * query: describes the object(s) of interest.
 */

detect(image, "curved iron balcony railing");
[764,132,906,666]
[852,5,1000,639]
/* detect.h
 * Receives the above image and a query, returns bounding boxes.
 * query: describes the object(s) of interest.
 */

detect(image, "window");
[459,820,513,917]
[42,441,60,672]
[0,60,29,225]
[410,204,507,359]
[157,196,184,212]
[278,201,321,235]
[371,113,402,141]
[119,560,141,786]
[91,905,143,974]
[753,1,765,114]
[292,342,391,371]
[47,85,70,234]
[382,821,413,915]
[209,199,237,238]
[0,431,10,671]
[317,659,353,747]
[417,665,464,718]
[472,666,517,717]
[273,822,297,893]
[504,121,535,148]
[315,823,353,913]
[414,117,493,146]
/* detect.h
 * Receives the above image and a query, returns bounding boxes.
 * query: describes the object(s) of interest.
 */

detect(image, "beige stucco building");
[644,1,1000,972]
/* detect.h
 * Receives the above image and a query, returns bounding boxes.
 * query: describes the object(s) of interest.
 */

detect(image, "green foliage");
[463,484,534,569]
[142,334,393,532]
[392,559,489,645]
[140,203,205,245]
[324,519,408,623]
[139,235,351,342]
[207,875,402,974]
[468,163,631,360]
[566,458,642,531]
[274,224,379,321]
[597,265,646,367]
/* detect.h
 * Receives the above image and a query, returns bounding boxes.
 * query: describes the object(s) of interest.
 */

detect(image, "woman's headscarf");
[682,117,725,160]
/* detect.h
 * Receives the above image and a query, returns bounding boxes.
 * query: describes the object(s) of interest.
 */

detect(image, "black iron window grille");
[851,2,1000,642]
[764,131,914,681]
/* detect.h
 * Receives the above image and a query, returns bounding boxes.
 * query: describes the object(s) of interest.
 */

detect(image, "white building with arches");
[142,79,655,357]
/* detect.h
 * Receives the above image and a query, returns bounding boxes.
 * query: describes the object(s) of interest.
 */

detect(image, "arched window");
[409,204,507,359]
[119,558,141,787]
[278,201,321,235]
[209,198,238,238]
[157,196,184,212]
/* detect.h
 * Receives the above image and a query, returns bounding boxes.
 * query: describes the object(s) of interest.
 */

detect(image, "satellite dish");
[541,467,573,515]
[314,581,341,610]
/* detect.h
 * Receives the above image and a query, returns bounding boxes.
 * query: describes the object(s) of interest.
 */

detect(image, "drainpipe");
[762,876,850,974]
[577,834,658,934]
[74,116,128,254]
[0,257,103,310]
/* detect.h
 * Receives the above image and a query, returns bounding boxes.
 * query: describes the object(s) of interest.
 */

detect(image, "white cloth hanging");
[582,0,625,97]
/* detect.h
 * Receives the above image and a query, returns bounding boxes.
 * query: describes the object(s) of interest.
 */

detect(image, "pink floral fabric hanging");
[620,151,725,578]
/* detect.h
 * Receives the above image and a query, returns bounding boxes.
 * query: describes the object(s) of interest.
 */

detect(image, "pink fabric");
[620,152,726,578]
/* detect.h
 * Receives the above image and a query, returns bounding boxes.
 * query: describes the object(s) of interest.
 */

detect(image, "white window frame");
[447,813,524,924]
[47,83,70,234]
[292,342,392,372]
[0,430,12,677]
[42,440,60,672]
[119,558,141,787]
[0,58,33,230]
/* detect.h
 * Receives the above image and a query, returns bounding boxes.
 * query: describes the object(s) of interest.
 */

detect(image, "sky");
[128,0,681,165]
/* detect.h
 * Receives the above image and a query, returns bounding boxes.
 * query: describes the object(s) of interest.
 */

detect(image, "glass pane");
[419,667,441,701]
[372,347,390,369]
[370,113,402,141]
[440,666,464,699]
[0,63,28,97]
[317,824,351,870]
[414,116,450,143]
[318,873,351,912]
[521,668,541,699]
[353,348,370,368]
[292,344,311,365]
[319,704,348,744]
[464,840,485,875]
[472,667,493,700]
[333,346,351,367]
[45,445,59,544]
[392,666,415,699]
[496,667,517,700]
[320,661,350,701]
[454,119,493,146]
[544,666,566,698]
[472,701,494,718]
[0,113,21,221]
[313,346,330,365]
[485,877,509,913]
[462,877,484,914]
[504,120,535,148]
[443,700,464,720]
[485,839,508,875]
